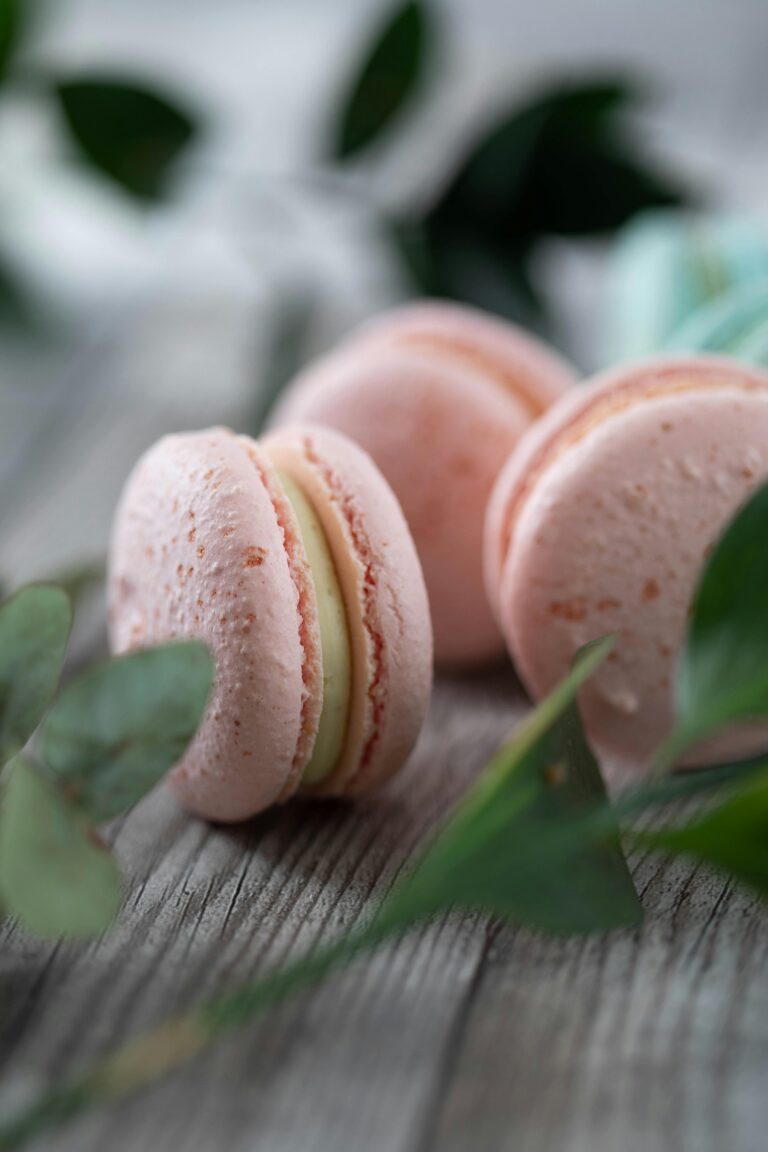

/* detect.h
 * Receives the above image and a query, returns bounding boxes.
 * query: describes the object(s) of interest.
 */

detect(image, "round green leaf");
[0,584,72,767]
[0,756,121,939]
[53,76,198,201]
[331,0,429,160]
[40,641,214,821]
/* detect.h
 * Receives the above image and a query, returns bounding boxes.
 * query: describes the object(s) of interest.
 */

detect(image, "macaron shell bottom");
[500,387,768,779]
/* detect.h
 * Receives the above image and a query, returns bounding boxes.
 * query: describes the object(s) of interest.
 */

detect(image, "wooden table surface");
[2,301,768,1152]
[2,3,768,1150]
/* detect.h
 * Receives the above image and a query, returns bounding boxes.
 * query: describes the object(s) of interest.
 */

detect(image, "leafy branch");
[328,0,687,328]
[5,478,768,1146]
[0,585,214,939]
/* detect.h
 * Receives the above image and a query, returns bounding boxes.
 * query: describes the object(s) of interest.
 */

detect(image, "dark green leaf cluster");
[328,3,686,325]
[401,81,684,324]
[0,585,214,939]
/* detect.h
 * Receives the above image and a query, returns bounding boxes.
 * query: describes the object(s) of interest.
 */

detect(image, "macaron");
[270,300,577,666]
[605,212,768,365]
[485,355,768,781]
[109,425,433,822]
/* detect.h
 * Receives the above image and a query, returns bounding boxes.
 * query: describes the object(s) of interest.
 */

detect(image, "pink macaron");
[109,425,433,822]
[485,355,768,781]
[271,301,577,667]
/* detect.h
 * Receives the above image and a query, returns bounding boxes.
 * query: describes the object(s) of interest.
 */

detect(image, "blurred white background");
[1,0,766,588]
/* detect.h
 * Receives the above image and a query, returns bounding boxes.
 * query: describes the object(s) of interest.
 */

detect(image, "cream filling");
[276,470,352,785]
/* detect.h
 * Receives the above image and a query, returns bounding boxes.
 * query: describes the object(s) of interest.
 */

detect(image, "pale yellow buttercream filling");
[276,470,352,785]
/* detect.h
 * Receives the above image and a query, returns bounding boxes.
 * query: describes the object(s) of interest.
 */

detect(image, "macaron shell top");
[349,299,577,416]
[264,425,433,796]
[485,355,768,613]
[109,427,323,822]
[272,302,575,666]
[488,357,768,778]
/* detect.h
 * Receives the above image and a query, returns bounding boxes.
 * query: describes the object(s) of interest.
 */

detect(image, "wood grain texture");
[1,662,767,1152]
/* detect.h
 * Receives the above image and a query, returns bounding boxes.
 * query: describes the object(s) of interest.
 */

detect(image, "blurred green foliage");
[328,3,687,328]
[54,77,197,202]
[330,0,429,159]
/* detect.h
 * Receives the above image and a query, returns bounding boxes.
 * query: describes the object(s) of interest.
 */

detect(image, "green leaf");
[53,76,198,201]
[0,0,23,86]
[330,0,429,159]
[636,767,768,897]
[669,482,768,754]
[429,80,683,238]
[380,638,643,935]
[40,641,214,821]
[400,79,685,321]
[0,585,72,767]
[0,756,121,938]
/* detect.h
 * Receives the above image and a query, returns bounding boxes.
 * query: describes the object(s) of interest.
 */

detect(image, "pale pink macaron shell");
[109,424,432,820]
[109,428,322,822]
[272,301,576,666]
[486,356,768,781]
[349,300,576,416]
[264,425,433,797]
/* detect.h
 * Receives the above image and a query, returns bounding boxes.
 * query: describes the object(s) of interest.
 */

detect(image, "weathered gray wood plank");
[1,663,766,1152]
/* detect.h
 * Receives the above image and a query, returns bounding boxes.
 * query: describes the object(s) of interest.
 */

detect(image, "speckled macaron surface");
[485,356,768,781]
[271,300,577,666]
[109,425,432,821]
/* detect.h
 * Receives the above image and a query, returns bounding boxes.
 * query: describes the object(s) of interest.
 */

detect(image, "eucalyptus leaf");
[53,76,197,201]
[0,585,72,767]
[380,638,643,935]
[0,756,121,939]
[669,481,768,757]
[636,767,768,897]
[40,641,214,821]
[330,0,429,159]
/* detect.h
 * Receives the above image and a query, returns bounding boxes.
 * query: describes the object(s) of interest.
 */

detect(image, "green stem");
[0,913,408,1152]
